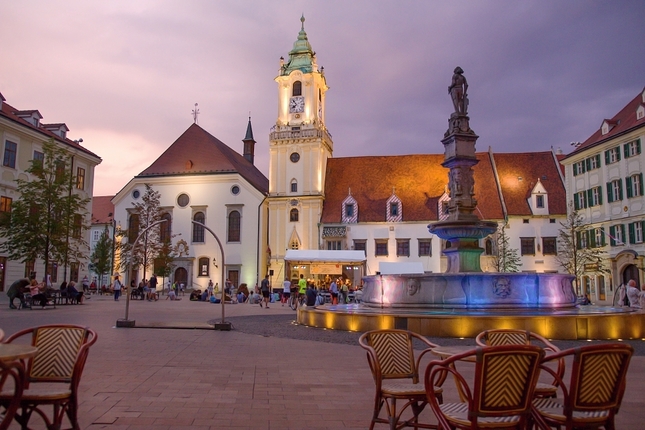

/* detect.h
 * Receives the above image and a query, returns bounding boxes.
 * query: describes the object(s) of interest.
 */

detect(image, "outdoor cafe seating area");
[359,328,633,430]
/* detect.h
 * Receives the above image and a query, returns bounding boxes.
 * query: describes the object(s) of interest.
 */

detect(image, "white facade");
[112,173,267,292]
[561,88,645,304]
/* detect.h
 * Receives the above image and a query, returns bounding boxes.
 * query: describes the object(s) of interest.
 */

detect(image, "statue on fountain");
[449,66,469,116]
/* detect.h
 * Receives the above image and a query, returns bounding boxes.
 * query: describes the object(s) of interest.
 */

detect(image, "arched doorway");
[174,267,188,287]
[622,264,639,288]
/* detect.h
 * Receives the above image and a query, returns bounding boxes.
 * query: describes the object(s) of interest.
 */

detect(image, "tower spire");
[242,115,256,164]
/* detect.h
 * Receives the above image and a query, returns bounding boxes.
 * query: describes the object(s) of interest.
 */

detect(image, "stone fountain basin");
[362,272,577,309]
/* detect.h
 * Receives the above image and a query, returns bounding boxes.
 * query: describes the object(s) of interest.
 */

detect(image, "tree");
[154,239,189,289]
[556,204,606,294]
[491,224,522,273]
[90,226,113,288]
[0,139,90,281]
[118,184,168,282]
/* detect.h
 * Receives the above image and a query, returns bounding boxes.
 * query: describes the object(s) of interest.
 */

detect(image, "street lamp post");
[116,219,167,328]
[192,220,230,330]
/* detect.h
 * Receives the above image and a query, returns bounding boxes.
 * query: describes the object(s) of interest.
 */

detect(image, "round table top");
[431,345,478,361]
[0,343,38,362]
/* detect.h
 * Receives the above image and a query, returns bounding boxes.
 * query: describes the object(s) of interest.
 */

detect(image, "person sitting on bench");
[29,280,48,308]
[67,281,84,304]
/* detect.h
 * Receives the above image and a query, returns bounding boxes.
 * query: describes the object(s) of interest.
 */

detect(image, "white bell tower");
[267,15,333,280]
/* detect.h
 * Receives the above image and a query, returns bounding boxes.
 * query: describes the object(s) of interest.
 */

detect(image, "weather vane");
[192,103,200,124]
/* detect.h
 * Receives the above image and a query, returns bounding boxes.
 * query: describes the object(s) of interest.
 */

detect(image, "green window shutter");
[629,223,635,244]
[637,139,642,155]
[585,158,591,171]
[609,225,616,246]
[640,173,644,195]
[605,150,610,164]
[601,227,606,246]
[617,147,621,161]
[587,189,593,207]
[596,154,601,167]
[624,143,629,158]
[576,231,581,248]
[583,190,588,208]
[626,176,633,198]
[597,186,602,205]
[606,182,613,203]
[573,163,578,176]
[618,179,623,200]
[620,224,626,244]
[574,195,580,210]
[589,229,596,248]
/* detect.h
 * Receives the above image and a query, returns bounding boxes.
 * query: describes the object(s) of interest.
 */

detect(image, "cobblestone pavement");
[1,292,644,429]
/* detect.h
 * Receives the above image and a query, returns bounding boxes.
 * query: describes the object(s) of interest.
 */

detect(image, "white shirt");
[283,280,291,291]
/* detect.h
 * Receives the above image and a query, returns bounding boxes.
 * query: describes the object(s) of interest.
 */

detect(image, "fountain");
[298,68,643,339]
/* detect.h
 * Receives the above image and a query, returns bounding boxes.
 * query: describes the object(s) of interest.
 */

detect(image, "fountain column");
[429,67,497,273]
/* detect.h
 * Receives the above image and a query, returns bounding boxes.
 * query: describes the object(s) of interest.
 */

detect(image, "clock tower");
[267,15,333,280]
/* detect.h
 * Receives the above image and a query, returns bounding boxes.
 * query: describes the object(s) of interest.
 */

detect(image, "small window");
[231,185,240,195]
[160,213,172,242]
[390,203,398,216]
[326,240,342,250]
[574,191,586,210]
[345,203,354,217]
[523,219,529,224]
[353,240,366,253]
[290,180,297,193]
[542,237,557,255]
[3,141,17,169]
[484,238,493,255]
[24,259,35,279]
[290,208,299,222]
[535,195,544,208]
[375,240,388,257]
[572,160,585,176]
[198,257,209,276]
[396,239,410,257]
[520,237,535,255]
[0,196,12,225]
[128,213,140,243]
[32,150,44,175]
[624,139,641,158]
[76,167,85,190]
[605,147,621,164]
[72,214,82,238]
[70,262,79,282]
[47,261,58,283]
[589,186,602,207]
[177,193,190,207]
[626,173,643,198]
[92,230,100,241]
[549,218,556,223]
[292,80,302,96]
[132,189,140,199]
[55,161,66,183]
[418,239,432,257]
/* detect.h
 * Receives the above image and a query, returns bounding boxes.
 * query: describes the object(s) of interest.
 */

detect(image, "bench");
[22,293,57,310]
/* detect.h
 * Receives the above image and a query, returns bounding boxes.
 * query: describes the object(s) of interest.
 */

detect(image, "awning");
[284,250,366,262]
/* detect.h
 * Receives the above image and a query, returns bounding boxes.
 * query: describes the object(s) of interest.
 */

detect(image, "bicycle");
[287,292,305,310]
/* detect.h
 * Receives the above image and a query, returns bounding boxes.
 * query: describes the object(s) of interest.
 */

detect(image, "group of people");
[6,276,84,309]
[616,279,645,308]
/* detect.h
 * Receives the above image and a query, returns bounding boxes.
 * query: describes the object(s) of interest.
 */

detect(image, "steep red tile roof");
[321,152,504,223]
[492,151,567,216]
[566,88,645,158]
[91,195,115,224]
[0,99,100,159]
[137,123,268,193]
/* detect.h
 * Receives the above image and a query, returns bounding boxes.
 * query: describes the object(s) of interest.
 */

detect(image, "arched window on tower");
[291,179,298,193]
[228,211,241,242]
[159,213,172,243]
[290,208,299,222]
[485,238,493,255]
[193,212,205,243]
[292,81,302,97]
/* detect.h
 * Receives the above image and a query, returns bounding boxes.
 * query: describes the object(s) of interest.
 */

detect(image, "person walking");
[329,278,339,305]
[340,279,349,304]
[113,274,122,301]
[148,274,158,301]
[260,275,271,308]
[282,277,291,306]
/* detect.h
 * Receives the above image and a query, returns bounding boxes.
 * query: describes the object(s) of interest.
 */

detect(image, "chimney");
[242,116,255,164]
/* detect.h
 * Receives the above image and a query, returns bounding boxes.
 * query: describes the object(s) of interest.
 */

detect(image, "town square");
[2,1,645,429]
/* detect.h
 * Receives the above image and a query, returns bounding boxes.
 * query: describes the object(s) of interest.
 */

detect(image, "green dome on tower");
[280,15,316,76]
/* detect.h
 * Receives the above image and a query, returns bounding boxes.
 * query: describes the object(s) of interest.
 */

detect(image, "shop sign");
[311,263,343,274]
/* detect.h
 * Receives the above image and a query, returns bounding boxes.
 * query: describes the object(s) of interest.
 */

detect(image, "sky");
[1,1,644,197]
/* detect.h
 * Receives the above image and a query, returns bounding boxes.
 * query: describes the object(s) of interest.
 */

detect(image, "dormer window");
[601,119,618,136]
[341,193,358,224]
[390,203,398,216]
[386,193,402,222]
[536,195,544,208]
[637,105,644,121]
[345,203,354,217]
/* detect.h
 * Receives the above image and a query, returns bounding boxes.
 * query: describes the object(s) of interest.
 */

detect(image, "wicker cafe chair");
[0,324,97,430]
[475,329,564,398]
[531,343,633,430]
[0,359,25,430]
[425,345,544,430]
[359,329,444,430]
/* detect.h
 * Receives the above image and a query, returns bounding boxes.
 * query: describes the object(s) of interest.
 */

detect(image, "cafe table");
[0,342,38,362]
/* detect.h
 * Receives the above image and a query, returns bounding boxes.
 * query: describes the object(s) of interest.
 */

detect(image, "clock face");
[289,96,305,113]
[290,152,300,163]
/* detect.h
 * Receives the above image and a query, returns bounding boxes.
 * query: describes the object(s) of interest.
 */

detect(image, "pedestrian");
[149,274,158,301]
[112,274,122,301]
[82,275,89,293]
[207,279,214,298]
[260,275,271,308]
[282,277,291,305]
[179,282,185,296]
[626,279,641,308]
[340,279,349,304]
[329,278,339,305]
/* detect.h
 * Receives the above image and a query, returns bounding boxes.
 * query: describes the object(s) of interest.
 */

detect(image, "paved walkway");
[1,292,644,429]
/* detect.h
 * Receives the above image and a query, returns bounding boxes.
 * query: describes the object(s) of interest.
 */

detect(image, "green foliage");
[154,239,188,283]
[0,139,90,278]
[492,224,522,272]
[556,203,607,294]
[90,226,113,286]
